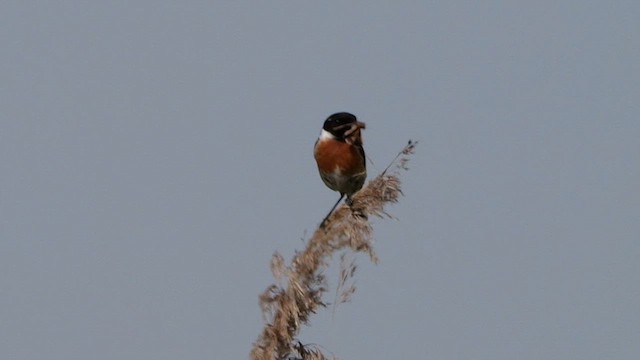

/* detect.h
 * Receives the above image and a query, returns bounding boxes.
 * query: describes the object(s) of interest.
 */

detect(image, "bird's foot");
[345,197,353,206]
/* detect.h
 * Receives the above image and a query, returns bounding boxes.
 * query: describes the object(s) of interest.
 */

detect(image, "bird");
[313,112,367,227]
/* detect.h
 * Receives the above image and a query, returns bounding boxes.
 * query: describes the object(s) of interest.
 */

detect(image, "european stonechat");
[313,112,367,226]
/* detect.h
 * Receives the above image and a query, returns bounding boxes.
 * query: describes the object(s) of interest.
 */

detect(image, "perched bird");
[313,112,367,227]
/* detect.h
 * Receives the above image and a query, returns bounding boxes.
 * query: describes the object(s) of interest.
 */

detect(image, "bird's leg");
[320,193,344,228]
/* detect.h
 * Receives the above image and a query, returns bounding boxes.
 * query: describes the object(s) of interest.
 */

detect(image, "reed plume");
[251,140,417,360]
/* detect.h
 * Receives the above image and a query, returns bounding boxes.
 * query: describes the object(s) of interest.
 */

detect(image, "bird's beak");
[343,121,366,137]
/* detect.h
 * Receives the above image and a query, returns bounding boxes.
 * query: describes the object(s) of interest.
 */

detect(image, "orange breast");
[314,138,366,176]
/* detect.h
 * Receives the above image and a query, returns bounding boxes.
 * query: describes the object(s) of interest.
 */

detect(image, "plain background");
[2,2,639,359]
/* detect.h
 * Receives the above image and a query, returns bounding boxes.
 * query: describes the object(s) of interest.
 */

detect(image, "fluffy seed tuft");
[251,141,417,360]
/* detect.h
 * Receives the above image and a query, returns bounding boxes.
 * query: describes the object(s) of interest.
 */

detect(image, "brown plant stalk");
[250,140,416,360]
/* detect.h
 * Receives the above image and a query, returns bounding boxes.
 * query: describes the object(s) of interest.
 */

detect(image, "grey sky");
[1,2,639,359]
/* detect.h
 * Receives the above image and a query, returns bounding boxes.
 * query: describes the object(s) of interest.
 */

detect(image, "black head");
[323,112,358,138]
